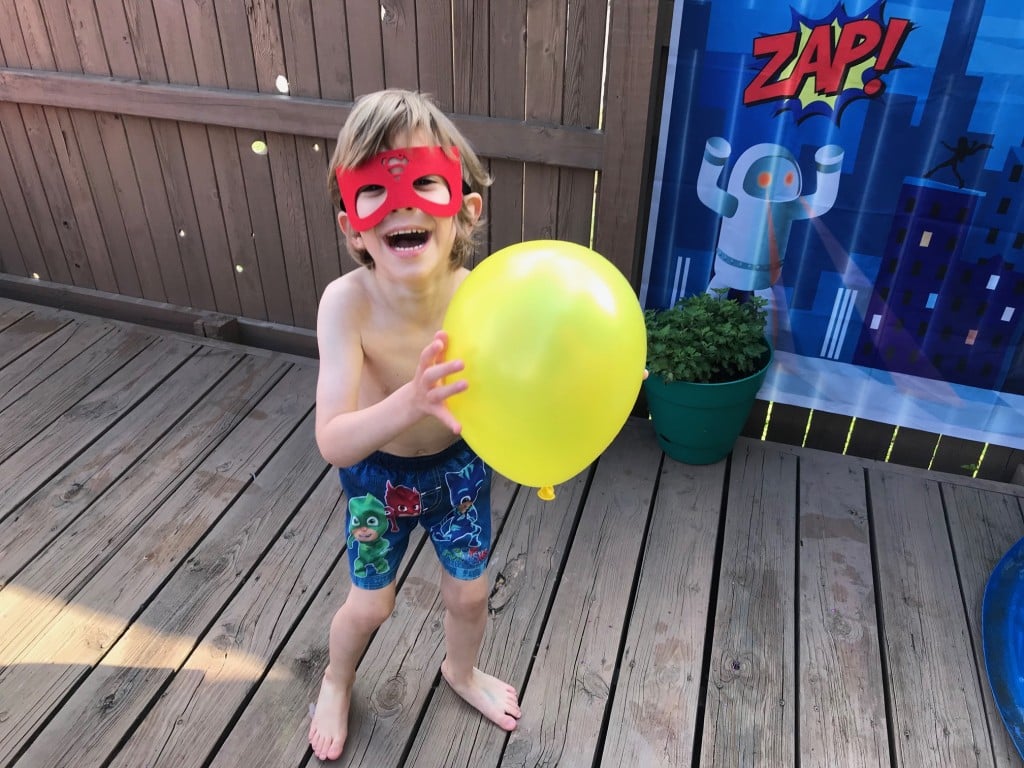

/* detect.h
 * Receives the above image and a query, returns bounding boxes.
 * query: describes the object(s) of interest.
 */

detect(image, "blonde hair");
[328,89,492,269]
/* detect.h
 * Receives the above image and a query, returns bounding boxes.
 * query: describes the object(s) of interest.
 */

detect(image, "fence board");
[804,409,853,454]
[977,444,1024,484]
[347,3,386,94]
[416,0,455,109]
[843,417,896,461]
[523,0,565,243]
[312,2,352,101]
[886,425,939,469]
[764,401,810,447]
[453,0,489,115]
[486,2,527,257]
[381,0,420,90]
[595,0,661,279]
[929,435,986,476]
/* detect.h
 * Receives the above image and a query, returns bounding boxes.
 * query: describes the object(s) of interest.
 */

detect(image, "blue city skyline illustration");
[644,0,1024,399]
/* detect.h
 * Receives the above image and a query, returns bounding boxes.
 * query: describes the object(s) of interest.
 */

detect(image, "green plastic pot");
[643,349,772,464]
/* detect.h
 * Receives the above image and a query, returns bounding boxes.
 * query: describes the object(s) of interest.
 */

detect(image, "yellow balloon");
[443,240,646,492]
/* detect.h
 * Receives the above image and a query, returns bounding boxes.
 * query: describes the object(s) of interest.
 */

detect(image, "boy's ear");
[463,192,483,225]
[337,210,363,246]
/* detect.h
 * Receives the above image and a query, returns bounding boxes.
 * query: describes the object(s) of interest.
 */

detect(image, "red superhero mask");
[335,145,465,231]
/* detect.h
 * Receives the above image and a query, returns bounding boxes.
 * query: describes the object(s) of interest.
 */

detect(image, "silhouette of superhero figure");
[924,137,992,188]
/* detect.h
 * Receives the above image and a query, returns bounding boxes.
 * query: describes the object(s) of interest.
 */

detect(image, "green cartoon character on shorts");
[347,494,391,579]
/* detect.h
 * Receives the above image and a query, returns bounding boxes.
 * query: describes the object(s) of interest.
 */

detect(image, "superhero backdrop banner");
[640,0,1024,450]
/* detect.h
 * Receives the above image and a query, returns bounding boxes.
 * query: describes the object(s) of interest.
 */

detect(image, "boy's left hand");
[412,330,467,434]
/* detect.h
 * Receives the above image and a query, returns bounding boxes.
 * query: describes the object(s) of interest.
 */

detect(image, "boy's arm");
[314,280,466,467]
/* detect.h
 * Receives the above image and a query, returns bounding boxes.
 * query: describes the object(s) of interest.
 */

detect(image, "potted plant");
[643,289,772,464]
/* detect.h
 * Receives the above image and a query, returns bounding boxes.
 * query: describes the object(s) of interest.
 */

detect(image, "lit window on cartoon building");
[926,293,938,309]
[987,275,1000,290]
[1003,307,1016,322]
[966,329,978,345]
[870,314,882,330]
[920,231,933,247]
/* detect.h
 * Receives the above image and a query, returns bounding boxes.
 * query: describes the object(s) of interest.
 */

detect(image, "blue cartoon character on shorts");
[347,494,390,579]
[433,458,486,548]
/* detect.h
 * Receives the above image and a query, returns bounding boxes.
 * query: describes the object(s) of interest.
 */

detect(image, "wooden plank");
[205,476,517,768]
[452,0,488,115]
[416,0,454,109]
[0,364,308,762]
[764,401,811,447]
[381,0,419,90]
[0,68,606,169]
[594,0,661,281]
[798,452,889,767]
[29,0,120,294]
[402,476,597,767]
[499,422,662,768]
[843,416,896,462]
[0,185,29,277]
[0,305,71,369]
[700,439,797,766]
[740,397,770,439]
[0,336,196,524]
[20,414,336,768]
[62,2,170,301]
[929,435,986,476]
[887,425,940,469]
[0,122,48,281]
[180,0,264,317]
[0,354,285,665]
[556,0,604,248]
[600,458,725,767]
[312,2,352,100]
[869,469,995,768]
[0,347,238,585]
[0,322,140,456]
[804,409,854,454]
[486,1,527,257]
[346,2,386,94]
[977,444,1024,484]
[943,482,1024,767]
[35,0,143,298]
[280,0,346,304]
[522,0,565,243]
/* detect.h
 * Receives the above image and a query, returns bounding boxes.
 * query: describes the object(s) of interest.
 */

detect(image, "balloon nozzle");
[537,485,556,501]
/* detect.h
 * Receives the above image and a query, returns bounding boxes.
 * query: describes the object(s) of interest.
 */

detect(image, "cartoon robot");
[347,494,391,579]
[697,137,844,294]
[432,458,486,549]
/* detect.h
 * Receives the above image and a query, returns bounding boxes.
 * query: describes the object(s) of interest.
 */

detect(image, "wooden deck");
[1,296,1023,768]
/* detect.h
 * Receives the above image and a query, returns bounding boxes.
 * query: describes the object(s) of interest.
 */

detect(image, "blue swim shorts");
[337,439,492,590]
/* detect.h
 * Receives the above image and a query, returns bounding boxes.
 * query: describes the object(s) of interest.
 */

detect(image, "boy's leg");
[438,572,521,730]
[309,583,395,761]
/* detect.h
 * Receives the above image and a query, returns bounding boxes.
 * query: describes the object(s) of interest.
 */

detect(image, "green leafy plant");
[645,289,770,384]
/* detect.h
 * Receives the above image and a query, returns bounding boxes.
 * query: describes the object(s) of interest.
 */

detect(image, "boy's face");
[336,129,481,278]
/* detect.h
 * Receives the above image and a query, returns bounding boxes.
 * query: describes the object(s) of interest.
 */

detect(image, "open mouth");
[385,228,430,251]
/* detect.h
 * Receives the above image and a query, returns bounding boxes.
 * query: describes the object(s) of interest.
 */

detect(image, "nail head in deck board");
[501,421,661,768]
[798,454,890,767]
[601,458,726,768]
[869,471,994,768]
[701,440,798,767]
[30,417,335,768]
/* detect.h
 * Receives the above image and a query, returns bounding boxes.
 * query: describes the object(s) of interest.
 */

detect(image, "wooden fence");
[0,0,663,329]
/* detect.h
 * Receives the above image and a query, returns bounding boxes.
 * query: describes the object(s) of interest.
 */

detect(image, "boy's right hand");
[412,330,467,434]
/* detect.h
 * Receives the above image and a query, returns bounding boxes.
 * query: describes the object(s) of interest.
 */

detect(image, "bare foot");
[308,673,351,761]
[441,659,521,730]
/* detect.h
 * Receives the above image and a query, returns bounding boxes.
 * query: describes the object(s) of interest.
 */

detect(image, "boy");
[309,89,521,762]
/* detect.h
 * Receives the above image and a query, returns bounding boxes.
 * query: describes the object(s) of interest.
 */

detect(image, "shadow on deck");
[1,298,1022,768]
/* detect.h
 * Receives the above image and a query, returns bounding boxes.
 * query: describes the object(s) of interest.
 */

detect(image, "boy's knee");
[442,577,488,618]
[339,588,395,631]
